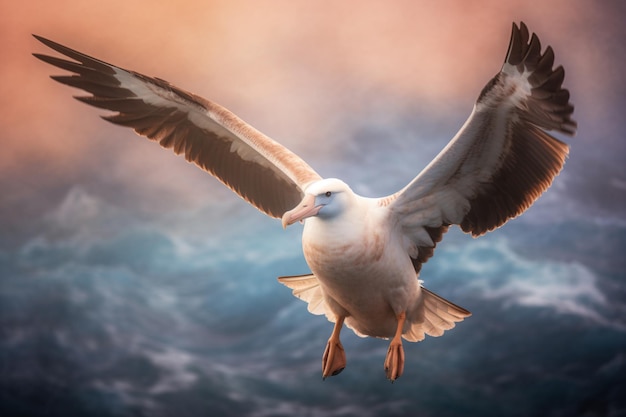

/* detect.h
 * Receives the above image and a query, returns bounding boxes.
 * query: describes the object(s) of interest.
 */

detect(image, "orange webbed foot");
[384,338,405,381]
[322,316,346,379]
[384,311,406,382]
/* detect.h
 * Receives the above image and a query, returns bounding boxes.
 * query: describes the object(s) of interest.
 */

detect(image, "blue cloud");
[3,185,625,416]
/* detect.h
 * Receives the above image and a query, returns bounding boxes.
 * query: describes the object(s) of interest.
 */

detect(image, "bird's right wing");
[33,35,322,218]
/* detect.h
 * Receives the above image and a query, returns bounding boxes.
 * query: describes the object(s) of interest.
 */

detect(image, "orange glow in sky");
[1,0,621,207]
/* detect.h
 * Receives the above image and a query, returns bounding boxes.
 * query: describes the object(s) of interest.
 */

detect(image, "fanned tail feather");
[277,274,330,317]
[404,287,471,342]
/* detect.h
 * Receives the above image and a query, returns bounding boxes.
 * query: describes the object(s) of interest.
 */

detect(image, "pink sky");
[1,0,623,219]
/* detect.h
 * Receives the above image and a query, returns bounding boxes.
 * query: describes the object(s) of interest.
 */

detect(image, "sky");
[1,1,625,416]
[2,1,625,230]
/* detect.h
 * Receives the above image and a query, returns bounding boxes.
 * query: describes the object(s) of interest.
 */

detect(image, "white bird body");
[282,179,470,348]
[33,22,576,381]
[302,190,416,339]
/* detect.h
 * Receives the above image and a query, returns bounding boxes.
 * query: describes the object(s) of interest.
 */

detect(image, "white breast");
[301,198,420,338]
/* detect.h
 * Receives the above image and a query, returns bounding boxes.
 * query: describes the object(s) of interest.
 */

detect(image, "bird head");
[282,178,353,228]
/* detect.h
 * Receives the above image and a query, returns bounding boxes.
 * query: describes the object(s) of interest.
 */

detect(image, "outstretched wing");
[33,35,322,218]
[385,22,576,272]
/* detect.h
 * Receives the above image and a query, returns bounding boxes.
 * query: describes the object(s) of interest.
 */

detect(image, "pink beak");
[282,194,322,229]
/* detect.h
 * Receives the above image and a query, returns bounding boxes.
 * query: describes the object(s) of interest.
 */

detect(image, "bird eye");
[325,191,332,197]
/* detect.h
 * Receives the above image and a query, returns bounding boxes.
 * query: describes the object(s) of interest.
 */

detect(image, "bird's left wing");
[33,35,322,218]
[383,22,576,272]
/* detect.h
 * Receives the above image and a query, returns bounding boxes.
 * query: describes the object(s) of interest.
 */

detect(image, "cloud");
[425,235,622,330]
[3,3,626,414]
[3,184,626,416]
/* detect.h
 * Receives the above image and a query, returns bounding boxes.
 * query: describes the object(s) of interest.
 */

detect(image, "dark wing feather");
[33,35,322,218]
[384,22,576,272]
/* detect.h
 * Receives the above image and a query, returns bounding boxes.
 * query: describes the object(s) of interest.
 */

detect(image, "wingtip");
[32,34,70,60]
[32,34,54,48]
[518,21,528,34]
[506,23,521,65]
[32,34,50,54]
[32,35,56,63]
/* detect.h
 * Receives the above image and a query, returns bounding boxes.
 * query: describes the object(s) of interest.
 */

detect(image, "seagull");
[33,22,576,381]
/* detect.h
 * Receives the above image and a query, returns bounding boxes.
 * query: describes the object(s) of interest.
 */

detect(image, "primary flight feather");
[34,22,575,381]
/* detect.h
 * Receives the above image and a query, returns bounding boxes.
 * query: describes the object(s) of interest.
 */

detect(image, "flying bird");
[33,22,576,381]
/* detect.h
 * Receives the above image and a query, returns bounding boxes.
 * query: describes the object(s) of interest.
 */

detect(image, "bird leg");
[322,316,346,379]
[384,311,406,382]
